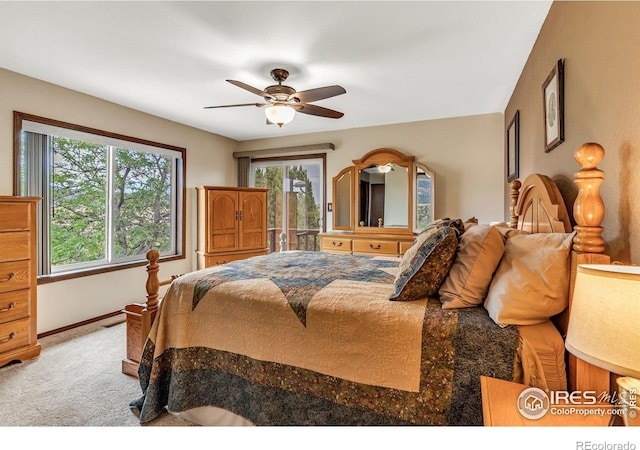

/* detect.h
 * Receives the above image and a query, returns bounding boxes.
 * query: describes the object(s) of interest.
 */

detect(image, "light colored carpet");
[0,314,192,427]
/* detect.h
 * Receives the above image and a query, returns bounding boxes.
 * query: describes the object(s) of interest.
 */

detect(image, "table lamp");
[565,264,640,426]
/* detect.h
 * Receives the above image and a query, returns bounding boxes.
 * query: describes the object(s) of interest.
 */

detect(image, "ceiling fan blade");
[294,103,344,119]
[291,85,346,103]
[203,103,266,109]
[227,80,274,99]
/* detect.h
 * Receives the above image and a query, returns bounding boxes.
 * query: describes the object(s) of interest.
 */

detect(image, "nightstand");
[480,376,612,426]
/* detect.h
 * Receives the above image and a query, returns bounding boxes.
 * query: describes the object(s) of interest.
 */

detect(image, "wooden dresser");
[196,186,269,269]
[0,196,40,368]
[320,231,415,257]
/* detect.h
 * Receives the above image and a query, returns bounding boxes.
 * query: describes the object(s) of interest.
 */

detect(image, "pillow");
[389,226,458,301]
[439,225,505,309]
[420,218,465,238]
[463,217,479,230]
[483,232,575,327]
[493,222,530,240]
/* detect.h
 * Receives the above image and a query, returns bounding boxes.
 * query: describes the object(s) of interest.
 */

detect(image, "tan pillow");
[492,222,530,240]
[484,232,574,327]
[439,225,505,309]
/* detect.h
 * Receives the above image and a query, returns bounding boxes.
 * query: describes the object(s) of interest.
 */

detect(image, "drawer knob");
[0,272,15,282]
[369,244,381,249]
[0,332,15,344]
[332,241,343,247]
[0,302,16,313]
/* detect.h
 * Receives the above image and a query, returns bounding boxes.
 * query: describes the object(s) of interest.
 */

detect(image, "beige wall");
[0,68,237,333]
[237,113,505,229]
[505,1,640,264]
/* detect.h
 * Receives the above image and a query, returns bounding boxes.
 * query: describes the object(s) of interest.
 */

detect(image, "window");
[14,112,185,282]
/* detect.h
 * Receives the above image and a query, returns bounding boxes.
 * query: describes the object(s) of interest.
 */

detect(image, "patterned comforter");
[131,251,519,425]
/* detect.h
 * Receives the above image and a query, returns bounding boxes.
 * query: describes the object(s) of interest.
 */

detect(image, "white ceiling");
[0,1,552,142]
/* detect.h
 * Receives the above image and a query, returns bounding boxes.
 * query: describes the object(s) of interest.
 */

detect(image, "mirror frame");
[331,166,355,230]
[352,148,415,235]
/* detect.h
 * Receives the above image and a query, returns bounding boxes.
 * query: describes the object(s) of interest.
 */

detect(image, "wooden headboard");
[508,143,610,393]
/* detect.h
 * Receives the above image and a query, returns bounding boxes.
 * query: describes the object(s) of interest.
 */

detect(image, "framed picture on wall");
[543,59,564,153]
[507,110,519,182]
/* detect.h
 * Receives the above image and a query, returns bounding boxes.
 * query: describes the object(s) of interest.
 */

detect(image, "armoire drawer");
[0,260,30,294]
[0,317,31,355]
[0,203,31,231]
[0,231,31,262]
[0,290,30,325]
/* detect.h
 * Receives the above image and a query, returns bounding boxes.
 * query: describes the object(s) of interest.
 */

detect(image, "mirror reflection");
[358,163,408,227]
[415,163,434,231]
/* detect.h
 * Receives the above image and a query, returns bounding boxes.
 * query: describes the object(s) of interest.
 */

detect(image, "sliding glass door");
[250,157,324,253]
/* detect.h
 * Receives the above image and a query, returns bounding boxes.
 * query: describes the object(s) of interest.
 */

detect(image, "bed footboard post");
[121,250,162,377]
[145,250,161,314]
[567,143,611,394]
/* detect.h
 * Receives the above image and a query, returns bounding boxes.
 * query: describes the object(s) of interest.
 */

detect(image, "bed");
[129,143,609,426]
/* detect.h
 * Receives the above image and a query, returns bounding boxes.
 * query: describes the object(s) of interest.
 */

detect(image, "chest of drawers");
[0,197,41,367]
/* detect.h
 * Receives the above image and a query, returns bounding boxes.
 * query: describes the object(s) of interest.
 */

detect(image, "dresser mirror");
[414,163,435,231]
[331,148,435,235]
[358,163,409,228]
[332,166,354,230]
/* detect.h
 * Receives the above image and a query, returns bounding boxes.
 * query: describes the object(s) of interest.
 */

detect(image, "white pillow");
[439,225,505,309]
[484,232,574,327]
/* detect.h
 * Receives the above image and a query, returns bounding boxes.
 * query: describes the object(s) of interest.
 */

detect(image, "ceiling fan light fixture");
[378,164,393,173]
[265,105,295,127]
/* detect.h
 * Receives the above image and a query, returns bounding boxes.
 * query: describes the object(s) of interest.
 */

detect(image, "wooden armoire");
[196,186,269,269]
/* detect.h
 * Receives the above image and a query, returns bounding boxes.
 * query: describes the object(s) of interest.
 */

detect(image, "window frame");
[13,111,187,284]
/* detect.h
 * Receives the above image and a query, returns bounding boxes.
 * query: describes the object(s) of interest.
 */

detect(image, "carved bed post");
[145,249,161,315]
[572,143,606,253]
[509,179,521,228]
[567,142,611,393]
[122,250,180,377]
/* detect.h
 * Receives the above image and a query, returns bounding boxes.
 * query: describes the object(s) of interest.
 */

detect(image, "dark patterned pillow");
[417,218,465,239]
[389,226,458,301]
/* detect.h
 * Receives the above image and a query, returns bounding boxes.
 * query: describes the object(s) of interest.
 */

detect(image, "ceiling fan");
[204,68,346,127]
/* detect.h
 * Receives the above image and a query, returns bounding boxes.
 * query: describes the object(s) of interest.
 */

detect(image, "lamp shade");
[265,105,295,127]
[565,264,640,378]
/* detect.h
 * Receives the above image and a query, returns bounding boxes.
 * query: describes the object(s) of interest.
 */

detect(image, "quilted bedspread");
[131,251,519,425]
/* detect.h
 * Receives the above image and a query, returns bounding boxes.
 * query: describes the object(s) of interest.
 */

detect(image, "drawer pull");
[332,241,343,247]
[0,302,16,313]
[369,244,381,249]
[0,272,15,282]
[0,332,15,344]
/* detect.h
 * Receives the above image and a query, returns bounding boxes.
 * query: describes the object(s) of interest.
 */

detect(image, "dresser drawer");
[353,239,399,256]
[0,231,31,262]
[322,237,352,253]
[0,317,31,355]
[0,203,31,231]
[0,290,30,325]
[0,260,30,294]
[399,240,415,255]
